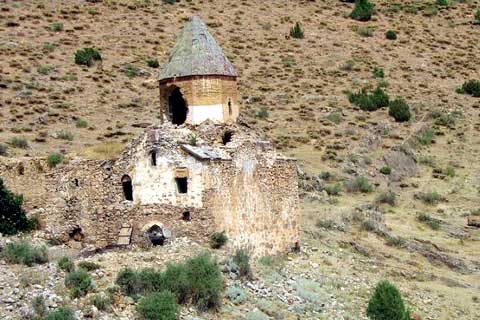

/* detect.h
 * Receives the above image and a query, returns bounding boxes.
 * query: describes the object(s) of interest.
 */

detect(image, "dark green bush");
[137,291,179,320]
[380,166,391,175]
[47,153,65,168]
[45,306,75,320]
[116,268,148,297]
[147,58,159,68]
[78,261,101,271]
[162,263,190,303]
[388,98,411,122]
[371,87,390,108]
[373,67,384,78]
[0,143,7,156]
[74,48,102,67]
[64,269,93,298]
[2,241,48,266]
[366,280,410,320]
[58,256,75,272]
[210,231,228,249]
[290,22,304,39]
[50,22,64,32]
[459,80,480,97]
[350,0,375,21]
[385,30,397,40]
[436,0,449,6]
[475,8,480,24]
[0,178,37,235]
[349,87,389,111]
[232,249,252,280]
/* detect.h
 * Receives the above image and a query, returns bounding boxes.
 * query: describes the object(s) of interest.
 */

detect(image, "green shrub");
[373,67,384,78]
[56,130,74,141]
[45,306,75,320]
[74,48,102,67]
[38,64,54,75]
[78,261,101,271]
[444,165,455,177]
[64,269,93,298]
[58,256,75,273]
[350,0,375,21]
[47,153,65,168]
[9,136,28,149]
[376,191,397,206]
[367,280,410,320]
[345,176,373,193]
[326,111,342,124]
[255,107,269,119]
[371,87,390,108]
[385,30,397,40]
[436,0,449,6]
[417,213,441,230]
[32,295,48,318]
[225,286,247,304]
[324,183,342,196]
[116,268,149,297]
[0,143,7,156]
[122,64,142,78]
[75,118,88,128]
[385,236,407,248]
[232,249,252,280]
[349,87,389,111]
[289,22,304,39]
[433,112,456,128]
[147,58,159,68]
[90,293,111,311]
[162,263,190,303]
[43,43,56,53]
[316,219,336,229]
[388,98,411,122]
[0,178,37,235]
[475,8,480,24]
[137,291,179,320]
[380,166,391,175]
[2,241,48,266]
[210,231,228,249]
[50,22,64,32]
[417,128,435,146]
[459,80,480,97]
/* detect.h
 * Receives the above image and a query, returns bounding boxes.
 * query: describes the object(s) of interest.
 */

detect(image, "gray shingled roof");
[158,16,238,81]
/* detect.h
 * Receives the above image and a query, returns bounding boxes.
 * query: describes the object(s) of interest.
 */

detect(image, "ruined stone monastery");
[0,16,299,256]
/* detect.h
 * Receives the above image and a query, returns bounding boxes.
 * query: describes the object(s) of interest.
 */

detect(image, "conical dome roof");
[158,16,238,81]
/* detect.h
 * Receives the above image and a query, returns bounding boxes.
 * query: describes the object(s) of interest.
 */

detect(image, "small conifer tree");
[350,0,375,22]
[367,280,411,320]
[290,22,304,39]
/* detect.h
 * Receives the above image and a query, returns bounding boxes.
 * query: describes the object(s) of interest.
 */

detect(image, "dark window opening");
[169,87,188,125]
[175,177,188,194]
[147,225,164,246]
[69,227,84,242]
[121,175,133,201]
[150,151,157,166]
[228,99,232,116]
[17,163,24,175]
[182,211,191,221]
[222,130,233,145]
[74,178,79,187]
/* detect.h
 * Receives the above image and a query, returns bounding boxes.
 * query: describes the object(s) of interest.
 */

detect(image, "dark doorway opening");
[121,175,133,201]
[69,227,84,242]
[175,177,188,194]
[222,130,233,145]
[182,211,191,221]
[147,225,164,246]
[150,151,157,166]
[169,87,188,125]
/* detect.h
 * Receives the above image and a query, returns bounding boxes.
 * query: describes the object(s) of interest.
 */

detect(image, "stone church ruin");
[0,16,299,256]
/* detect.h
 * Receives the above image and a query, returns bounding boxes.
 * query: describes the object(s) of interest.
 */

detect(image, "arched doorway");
[147,225,165,246]
[168,87,188,125]
[121,175,133,201]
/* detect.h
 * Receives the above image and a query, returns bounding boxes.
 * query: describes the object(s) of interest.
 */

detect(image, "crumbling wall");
[204,143,299,257]
[0,157,48,211]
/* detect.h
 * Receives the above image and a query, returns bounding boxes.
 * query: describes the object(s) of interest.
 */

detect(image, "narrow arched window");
[150,151,157,166]
[228,99,232,116]
[121,175,133,201]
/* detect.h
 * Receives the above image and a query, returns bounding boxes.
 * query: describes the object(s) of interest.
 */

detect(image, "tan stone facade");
[0,123,299,257]
[159,75,239,125]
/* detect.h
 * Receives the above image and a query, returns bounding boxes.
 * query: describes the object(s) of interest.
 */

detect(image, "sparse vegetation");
[373,67,384,78]
[357,26,374,37]
[9,136,28,149]
[0,143,7,156]
[78,261,101,271]
[376,191,397,206]
[416,191,442,205]
[75,118,88,128]
[58,256,75,272]
[47,153,65,168]
[64,269,93,298]
[290,22,304,39]
[90,293,111,311]
[345,176,373,193]
[385,236,407,248]
[417,128,436,146]
[38,64,54,75]
[2,241,48,266]
[255,107,269,119]
[45,306,75,320]
[388,98,411,122]
[74,48,102,66]
[210,231,228,249]
[324,183,342,196]
[123,64,142,77]
[32,295,48,318]
[350,0,375,21]
[56,130,74,141]
[367,280,410,320]
[232,248,253,280]
[475,8,480,24]
[50,22,64,32]
[417,213,441,230]
[380,166,392,175]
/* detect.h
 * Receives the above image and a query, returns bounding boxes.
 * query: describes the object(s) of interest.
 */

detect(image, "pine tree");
[367,280,411,320]
[290,22,304,39]
[0,178,31,235]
